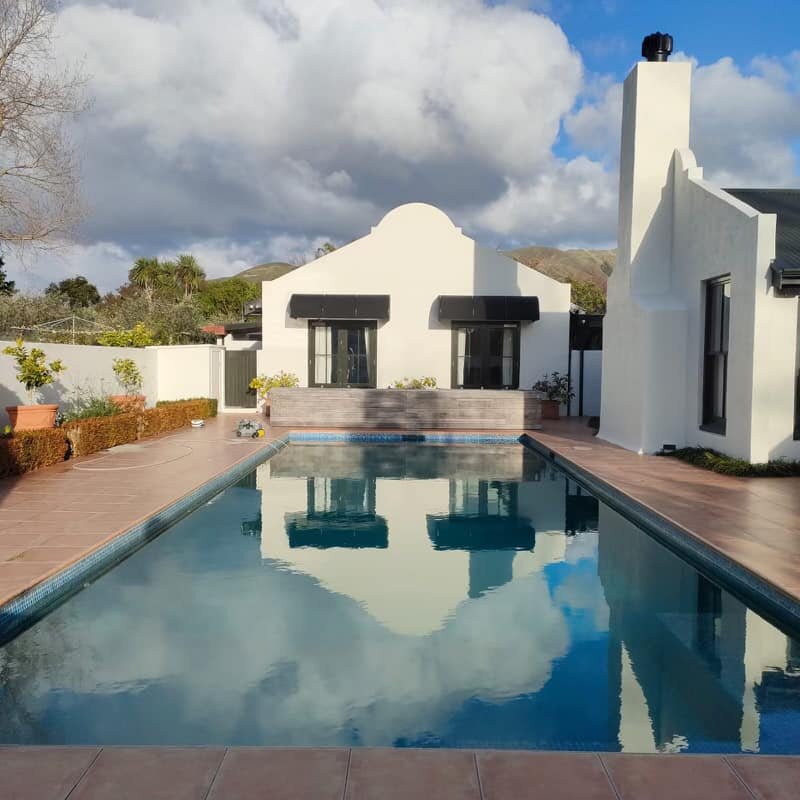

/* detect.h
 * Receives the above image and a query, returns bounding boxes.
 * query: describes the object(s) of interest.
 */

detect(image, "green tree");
[174,254,205,300]
[570,280,606,314]
[0,256,16,296]
[45,276,100,309]
[315,242,337,259]
[128,257,162,308]
[196,278,259,320]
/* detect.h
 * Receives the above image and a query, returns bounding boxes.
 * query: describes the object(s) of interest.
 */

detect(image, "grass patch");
[659,447,800,478]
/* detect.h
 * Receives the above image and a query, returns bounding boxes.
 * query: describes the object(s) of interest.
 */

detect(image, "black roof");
[724,188,800,268]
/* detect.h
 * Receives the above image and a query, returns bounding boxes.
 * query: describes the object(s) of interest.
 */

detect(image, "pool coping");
[519,432,800,634]
[2,428,800,646]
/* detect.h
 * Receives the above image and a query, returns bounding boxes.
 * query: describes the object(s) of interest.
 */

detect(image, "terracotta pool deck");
[3,414,800,797]
[2,747,799,800]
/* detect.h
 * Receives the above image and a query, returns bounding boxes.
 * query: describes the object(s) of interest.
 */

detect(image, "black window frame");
[701,276,731,435]
[450,322,521,390]
[308,320,377,388]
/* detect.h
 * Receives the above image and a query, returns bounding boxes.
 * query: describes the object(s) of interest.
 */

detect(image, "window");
[309,321,377,388]
[795,316,800,440]
[702,277,731,434]
[451,323,520,389]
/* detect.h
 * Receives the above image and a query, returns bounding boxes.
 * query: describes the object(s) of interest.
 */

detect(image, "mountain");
[504,246,616,289]
[230,249,616,289]
[213,262,300,284]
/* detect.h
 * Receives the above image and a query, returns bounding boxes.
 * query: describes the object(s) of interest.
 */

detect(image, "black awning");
[289,294,390,320]
[437,295,539,322]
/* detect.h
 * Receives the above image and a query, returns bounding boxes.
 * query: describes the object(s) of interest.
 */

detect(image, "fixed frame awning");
[288,294,390,320]
[437,295,540,322]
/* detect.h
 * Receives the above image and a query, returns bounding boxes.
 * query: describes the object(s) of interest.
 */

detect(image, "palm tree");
[128,257,161,308]
[174,254,205,301]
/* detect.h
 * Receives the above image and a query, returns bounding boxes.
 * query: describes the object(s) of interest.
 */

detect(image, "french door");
[309,321,377,387]
[451,323,520,389]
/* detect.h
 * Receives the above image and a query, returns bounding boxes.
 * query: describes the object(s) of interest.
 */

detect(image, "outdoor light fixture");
[642,32,673,62]
[771,263,800,296]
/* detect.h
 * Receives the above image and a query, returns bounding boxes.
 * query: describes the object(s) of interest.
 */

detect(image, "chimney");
[641,32,673,62]
[616,33,691,295]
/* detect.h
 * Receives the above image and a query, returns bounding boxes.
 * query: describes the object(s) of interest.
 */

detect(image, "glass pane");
[721,283,731,353]
[713,355,726,418]
[502,327,514,358]
[487,327,504,357]
[502,357,513,386]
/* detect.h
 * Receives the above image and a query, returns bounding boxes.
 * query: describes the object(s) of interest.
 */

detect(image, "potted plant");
[3,339,66,429]
[110,358,145,411]
[249,371,299,416]
[532,372,574,420]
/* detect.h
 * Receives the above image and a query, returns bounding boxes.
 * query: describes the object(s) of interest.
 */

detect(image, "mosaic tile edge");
[520,433,800,633]
[0,437,290,645]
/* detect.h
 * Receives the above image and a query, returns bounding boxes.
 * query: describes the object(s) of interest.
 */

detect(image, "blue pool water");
[1,442,800,752]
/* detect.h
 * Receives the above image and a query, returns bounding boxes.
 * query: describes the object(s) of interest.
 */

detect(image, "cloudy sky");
[16,0,800,291]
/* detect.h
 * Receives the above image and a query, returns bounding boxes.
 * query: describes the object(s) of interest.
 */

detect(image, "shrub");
[392,377,437,389]
[112,358,144,395]
[155,398,217,420]
[250,371,299,400]
[61,393,122,423]
[659,447,800,478]
[2,338,66,401]
[0,429,68,477]
[570,280,607,314]
[532,372,574,405]
[97,323,154,348]
[63,413,139,457]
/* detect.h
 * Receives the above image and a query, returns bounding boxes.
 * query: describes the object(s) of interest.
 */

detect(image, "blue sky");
[20,0,800,291]
[507,0,800,77]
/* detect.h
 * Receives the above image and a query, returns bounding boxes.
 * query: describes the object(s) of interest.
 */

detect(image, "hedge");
[63,413,139,458]
[0,429,69,478]
[156,398,217,419]
[0,398,219,478]
[658,447,800,478]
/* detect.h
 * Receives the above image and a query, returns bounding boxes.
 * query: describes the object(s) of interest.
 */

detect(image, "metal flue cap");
[642,32,673,62]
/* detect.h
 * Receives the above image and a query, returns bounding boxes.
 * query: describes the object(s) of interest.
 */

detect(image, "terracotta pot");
[541,399,560,420]
[110,394,146,412]
[6,404,59,430]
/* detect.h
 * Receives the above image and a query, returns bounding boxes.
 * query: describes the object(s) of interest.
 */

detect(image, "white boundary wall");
[0,341,223,426]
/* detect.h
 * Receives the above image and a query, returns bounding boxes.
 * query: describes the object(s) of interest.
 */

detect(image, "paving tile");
[477,751,616,799]
[727,755,800,800]
[11,546,88,563]
[0,746,99,800]
[601,754,752,800]
[345,749,480,800]
[69,747,225,800]
[207,748,349,800]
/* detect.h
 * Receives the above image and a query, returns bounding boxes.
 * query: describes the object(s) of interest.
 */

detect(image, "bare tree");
[0,0,87,250]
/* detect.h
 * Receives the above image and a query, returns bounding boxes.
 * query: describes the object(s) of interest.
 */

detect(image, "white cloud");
[6,2,795,291]
[565,53,800,187]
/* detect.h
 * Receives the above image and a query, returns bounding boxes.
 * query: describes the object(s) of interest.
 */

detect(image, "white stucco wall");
[0,341,226,425]
[600,60,800,461]
[0,340,156,426]
[258,203,571,389]
[149,344,223,403]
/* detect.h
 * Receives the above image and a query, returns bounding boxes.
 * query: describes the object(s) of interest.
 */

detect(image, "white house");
[600,34,800,462]
[258,202,571,392]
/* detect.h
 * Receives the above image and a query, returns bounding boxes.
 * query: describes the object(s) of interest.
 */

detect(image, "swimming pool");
[1,441,799,752]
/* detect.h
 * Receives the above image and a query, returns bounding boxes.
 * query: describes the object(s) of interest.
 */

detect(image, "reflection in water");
[0,443,799,752]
